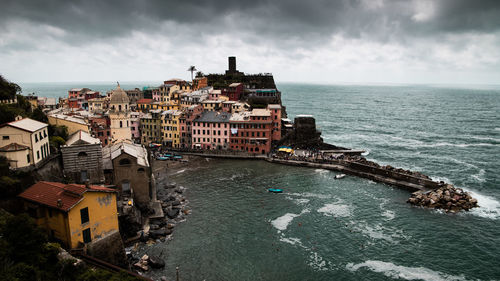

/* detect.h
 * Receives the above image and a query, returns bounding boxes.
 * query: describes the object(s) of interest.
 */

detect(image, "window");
[120,121,123,128]
[35,135,38,142]
[2,136,9,140]
[78,151,88,157]
[82,228,91,243]
[27,154,30,163]
[137,168,145,173]
[81,170,87,182]
[44,130,47,137]
[80,207,89,224]
[37,151,40,159]
[119,158,131,165]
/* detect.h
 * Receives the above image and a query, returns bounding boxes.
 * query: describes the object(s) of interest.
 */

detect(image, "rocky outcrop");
[407,185,478,212]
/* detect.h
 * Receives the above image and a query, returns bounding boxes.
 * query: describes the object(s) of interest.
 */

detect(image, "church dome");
[110,84,129,104]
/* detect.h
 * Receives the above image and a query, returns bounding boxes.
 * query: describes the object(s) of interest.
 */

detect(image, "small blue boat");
[268,188,283,193]
[156,156,169,161]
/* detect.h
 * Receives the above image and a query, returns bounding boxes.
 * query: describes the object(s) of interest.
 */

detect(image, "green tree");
[1,213,48,265]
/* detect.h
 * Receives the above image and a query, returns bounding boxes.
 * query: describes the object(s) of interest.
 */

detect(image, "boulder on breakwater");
[407,185,478,212]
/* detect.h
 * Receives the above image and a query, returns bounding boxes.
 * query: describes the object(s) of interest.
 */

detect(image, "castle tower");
[109,83,132,144]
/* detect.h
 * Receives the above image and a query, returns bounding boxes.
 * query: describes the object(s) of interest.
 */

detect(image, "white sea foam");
[172,168,186,175]
[353,224,396,243]
[346,260,467,281]
[317,202,351,217]
[285,196,310,205]
[382,210,396,220]
[361,150,370,156]
[466,190,500,220]
[271,209,310,232]
[279,237,301,246]
[308,252,329,271]
[430,176,452,185]
[314,168,329,174]
[470,169,486,183]
[416,142,497,148]
[287,192,333,199]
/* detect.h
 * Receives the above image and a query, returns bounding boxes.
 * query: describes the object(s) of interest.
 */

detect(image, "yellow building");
[140,110,162,145]
[0,117,50,168]
[19,181,119,249]
[48,113,90,135]
[159,84,180,104]
[161,110,182,148]
[201,100,222,112]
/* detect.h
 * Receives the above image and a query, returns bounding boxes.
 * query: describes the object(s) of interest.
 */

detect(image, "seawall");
[265,158,438,192]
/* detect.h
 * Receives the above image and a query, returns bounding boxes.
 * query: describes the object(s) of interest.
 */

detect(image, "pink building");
[130,112,141,143]
[152,88,161,102]
[191,111,231,150]
[268,104,282,142]
[179,105,203,148]
[208,89,222,100]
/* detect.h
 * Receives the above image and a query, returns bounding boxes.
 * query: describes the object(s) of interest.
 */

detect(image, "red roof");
[19,181,116,212]
[137,98,153,104]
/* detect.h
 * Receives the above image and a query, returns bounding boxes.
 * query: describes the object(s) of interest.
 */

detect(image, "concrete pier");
[266,158,438,192]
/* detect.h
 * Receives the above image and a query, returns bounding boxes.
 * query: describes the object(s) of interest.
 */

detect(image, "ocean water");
[21,82,500,280]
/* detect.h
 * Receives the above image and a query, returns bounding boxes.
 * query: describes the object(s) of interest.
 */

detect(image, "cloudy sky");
[1,0,500,84]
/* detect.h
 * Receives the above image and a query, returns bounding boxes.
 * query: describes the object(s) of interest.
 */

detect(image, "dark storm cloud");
[2,0,500,44]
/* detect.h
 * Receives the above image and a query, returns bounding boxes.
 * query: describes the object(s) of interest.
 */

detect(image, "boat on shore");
[268,188,283,193]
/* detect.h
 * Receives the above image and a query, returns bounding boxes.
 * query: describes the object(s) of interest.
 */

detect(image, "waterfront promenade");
[164,149,440,192]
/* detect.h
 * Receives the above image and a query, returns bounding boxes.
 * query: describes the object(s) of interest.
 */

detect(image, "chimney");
[57,199,63,208]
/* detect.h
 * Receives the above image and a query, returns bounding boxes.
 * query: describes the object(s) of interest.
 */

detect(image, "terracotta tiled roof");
[19,181,116,212]
[137,99,153,104]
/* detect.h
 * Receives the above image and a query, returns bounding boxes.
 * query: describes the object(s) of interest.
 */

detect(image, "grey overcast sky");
[1,0,500,84]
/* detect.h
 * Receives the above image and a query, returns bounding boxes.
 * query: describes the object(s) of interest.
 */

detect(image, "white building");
[0,117,50,168]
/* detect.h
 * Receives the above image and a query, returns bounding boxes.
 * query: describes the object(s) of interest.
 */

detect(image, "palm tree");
[187,66,197,81]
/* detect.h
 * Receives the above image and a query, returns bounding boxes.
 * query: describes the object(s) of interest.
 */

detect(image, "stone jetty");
[407,184,478,212]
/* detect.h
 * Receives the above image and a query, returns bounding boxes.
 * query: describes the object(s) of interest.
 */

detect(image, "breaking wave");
[346,260,468,281]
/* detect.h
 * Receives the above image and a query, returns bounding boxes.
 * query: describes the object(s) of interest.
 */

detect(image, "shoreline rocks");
[407,184,478,212]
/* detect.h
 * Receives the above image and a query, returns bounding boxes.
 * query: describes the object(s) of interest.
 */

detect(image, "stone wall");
[61,144,104,184]
[85,229,128,269]
[112,153,151,206]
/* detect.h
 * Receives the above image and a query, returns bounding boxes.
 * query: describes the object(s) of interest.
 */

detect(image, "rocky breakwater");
[407,184,478,212]
[129,182,190,273]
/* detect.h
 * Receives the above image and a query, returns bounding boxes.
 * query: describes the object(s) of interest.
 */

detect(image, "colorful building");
[192,76,208,90]
[191,111,231,150]
[229,109,273,154]
[0,117,50,168]
[19,181,119,249]
[140,110,162,145]
[179,105,203,148]
[89,116,110,147]
[267,104,282,142]
[161,110,182,148]
[223,83,244,101]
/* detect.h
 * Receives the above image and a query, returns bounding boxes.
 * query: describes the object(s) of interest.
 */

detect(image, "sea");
[19,82,500,280]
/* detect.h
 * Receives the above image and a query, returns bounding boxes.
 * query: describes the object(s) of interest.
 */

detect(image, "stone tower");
[109,83,132,144]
